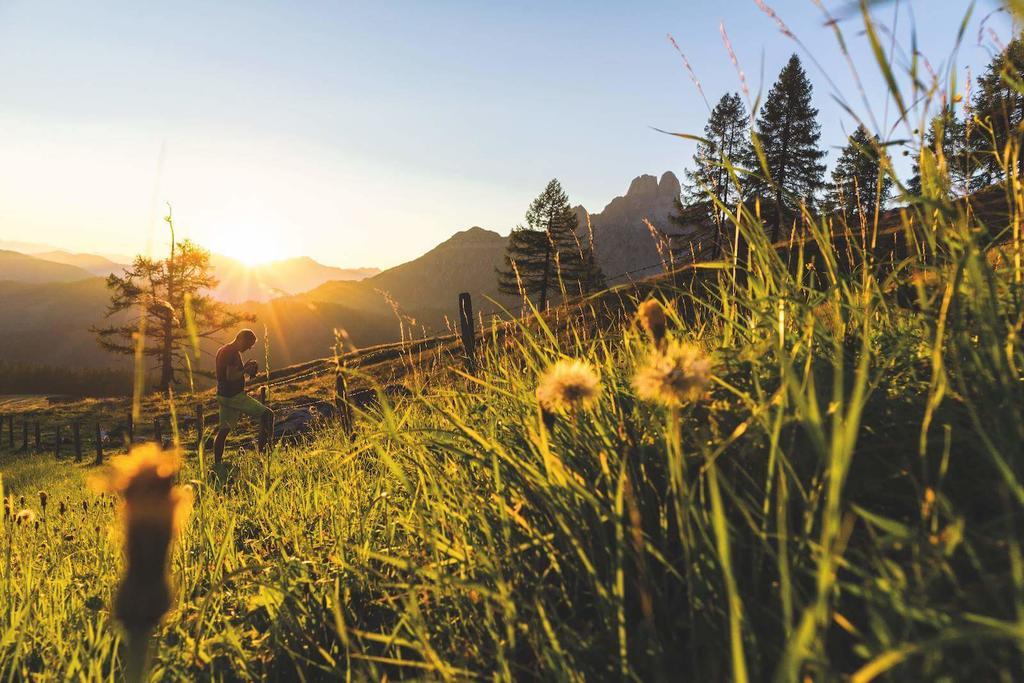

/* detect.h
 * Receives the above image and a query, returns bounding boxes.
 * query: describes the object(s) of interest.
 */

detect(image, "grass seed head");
[38,491,48,513]
[636,299,667,347]
[535,359,602,416]
[633,340,712,407]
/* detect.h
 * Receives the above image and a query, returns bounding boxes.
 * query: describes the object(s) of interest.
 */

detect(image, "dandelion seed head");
[15,509,36,526]
[633,341,712,407]
[535,359,602,414]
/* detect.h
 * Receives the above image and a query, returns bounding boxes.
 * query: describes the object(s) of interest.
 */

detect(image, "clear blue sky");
[0,1,1012,267]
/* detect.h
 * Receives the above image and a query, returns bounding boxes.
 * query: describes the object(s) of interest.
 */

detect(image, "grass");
[2,4,1024,681]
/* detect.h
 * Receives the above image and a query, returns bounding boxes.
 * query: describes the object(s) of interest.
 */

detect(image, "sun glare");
[201,222,284,266]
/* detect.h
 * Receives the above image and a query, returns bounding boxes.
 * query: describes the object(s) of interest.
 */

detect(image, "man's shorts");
[217,392,268,430]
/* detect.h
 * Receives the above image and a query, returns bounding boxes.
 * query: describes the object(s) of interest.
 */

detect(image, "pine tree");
[497,180,604,311]
[92,210,253,393]
[907,107,974,198]
[748,54,827,242]
[672,92,753,258]
[827,125,893,221]
[971,35,1024,186]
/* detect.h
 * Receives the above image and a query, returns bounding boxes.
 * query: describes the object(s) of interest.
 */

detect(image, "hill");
[209,254,379,303]
[0,250,95,283]
[0,278,124,368]
[33,250,125,276]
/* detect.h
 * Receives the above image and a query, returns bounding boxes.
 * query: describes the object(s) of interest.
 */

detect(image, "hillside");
[0,184,1019,679]
[33,250,125,276]
[0,250,95,283]
[209,253,379,303]
[0,278,125,368]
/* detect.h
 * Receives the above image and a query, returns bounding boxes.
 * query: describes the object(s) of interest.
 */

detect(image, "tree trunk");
[539,239,552,312]
[538,212,555,312]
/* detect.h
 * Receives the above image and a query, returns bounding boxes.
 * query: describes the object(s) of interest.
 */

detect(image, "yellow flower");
[633,340,712,407]
[636,299,667,346]
[96,443,192,635]
[535,359,602,414]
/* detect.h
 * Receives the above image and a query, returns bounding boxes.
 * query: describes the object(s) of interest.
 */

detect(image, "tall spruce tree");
[92,211,253,393]
[749,54,826,242]
[827,125,893,221]
[497,179,604,311]
[671,92,753,258]
[971,35,1024,186]
[907,107,974,197]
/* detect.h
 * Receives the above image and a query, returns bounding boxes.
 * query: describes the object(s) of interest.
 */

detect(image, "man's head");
[234,329,257,351]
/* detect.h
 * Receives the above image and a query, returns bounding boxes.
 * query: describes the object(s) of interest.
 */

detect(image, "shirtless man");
[214,329,274,463]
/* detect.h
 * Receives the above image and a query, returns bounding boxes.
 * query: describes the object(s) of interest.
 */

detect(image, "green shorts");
[217,392,268,430]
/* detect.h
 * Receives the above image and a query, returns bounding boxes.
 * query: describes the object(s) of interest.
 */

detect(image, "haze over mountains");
[0,171,689,374]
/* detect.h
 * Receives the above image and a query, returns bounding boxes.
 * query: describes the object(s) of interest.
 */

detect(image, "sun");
[202,222,284,266]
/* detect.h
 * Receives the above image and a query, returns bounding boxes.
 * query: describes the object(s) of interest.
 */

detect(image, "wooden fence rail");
[2,294,485,462]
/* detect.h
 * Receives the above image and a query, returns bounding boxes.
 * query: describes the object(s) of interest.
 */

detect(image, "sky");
[0,1,1014,268]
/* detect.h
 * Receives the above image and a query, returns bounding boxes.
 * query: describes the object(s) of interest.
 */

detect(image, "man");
[214,329,274,463]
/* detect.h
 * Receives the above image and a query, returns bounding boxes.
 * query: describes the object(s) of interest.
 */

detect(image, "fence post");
[260,386,267,404]
[94,423,103,464]
[194,403,205,452]
[34,421,41,451]
[334,365,353,435]
[73,422,82,462]
[128,412,134,445]
[54,426,61,460]
[153,417,162,447]
[7,415,12,448]
[21,422,28,452]
[458,292,477,373]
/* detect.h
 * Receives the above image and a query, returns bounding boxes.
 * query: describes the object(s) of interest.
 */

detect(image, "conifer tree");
[671,92,753,258]
[497,180,604,311]
[971,35,1024,186]
[748,54,826,242]
[907,107,974,197]
[827,125,893,221]
[93,210,253,393]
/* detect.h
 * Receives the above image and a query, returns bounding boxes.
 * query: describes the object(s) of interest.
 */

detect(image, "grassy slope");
[1,194,1022,679]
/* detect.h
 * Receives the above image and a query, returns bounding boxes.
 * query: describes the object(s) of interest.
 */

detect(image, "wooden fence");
[0,293,481,464]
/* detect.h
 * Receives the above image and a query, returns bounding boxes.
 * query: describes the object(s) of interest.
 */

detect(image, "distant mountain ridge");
[34,250,125,276]
[0,171,692,375]
[0,250,95,283]
[209,254,379,303]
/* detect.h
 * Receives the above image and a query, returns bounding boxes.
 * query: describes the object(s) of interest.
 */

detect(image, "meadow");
[2,7,1024,682]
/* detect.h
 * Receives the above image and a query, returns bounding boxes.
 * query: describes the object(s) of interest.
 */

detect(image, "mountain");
[0,278,122,368]
[34,250,125,276]
[0,171,689,377]
[0,239,60,254]
[209,254,379,303]
[577,171,695,283]
[0,250,96,283]
[238,227,515,367]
